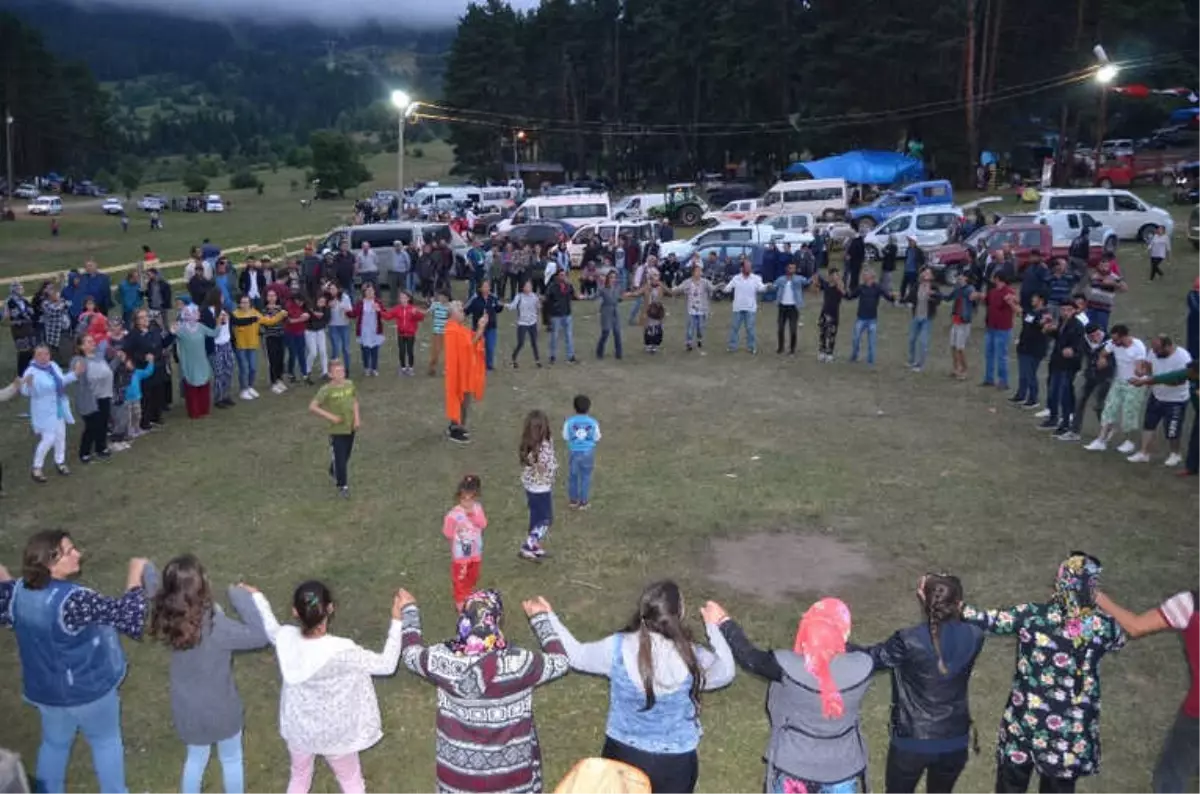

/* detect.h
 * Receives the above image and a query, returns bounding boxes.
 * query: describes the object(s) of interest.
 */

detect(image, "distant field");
[0,140,457,282]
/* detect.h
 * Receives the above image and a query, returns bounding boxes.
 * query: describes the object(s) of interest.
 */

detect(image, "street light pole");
[1092,46,1118,171]
[390,89,413,201]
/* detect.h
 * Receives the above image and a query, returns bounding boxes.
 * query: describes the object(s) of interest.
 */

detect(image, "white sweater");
[257,602,403,756]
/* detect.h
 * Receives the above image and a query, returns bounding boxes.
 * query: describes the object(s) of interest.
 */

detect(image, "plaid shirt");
[39,299,71,348]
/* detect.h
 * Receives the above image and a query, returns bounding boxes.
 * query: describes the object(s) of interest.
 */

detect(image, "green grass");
[0,141,458,283]
[0,190,1195,793]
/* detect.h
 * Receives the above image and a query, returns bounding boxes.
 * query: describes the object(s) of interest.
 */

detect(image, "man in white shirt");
[1128,334,1192,466]
[1086,324,1148,453]
[723,257,768,354]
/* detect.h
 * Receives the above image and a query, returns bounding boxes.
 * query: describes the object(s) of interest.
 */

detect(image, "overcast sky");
[76,0,540,28]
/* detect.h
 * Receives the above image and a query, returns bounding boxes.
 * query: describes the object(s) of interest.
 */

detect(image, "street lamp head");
[390,90,411,111]
[1095,64,1118,84]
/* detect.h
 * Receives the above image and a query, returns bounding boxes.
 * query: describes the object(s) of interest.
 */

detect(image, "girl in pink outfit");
[443,474,487,611]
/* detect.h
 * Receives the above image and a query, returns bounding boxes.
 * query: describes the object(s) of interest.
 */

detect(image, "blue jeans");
[328,325,352,372]
[35,686,126,794]
[1016,354,1041,403]
[983,328,1012,386]
[1090,308,1110,333]
[850,318,878,364]
[568,449,595,503]
[181,731,243,794]
[285,334,308,377]
[597,326,623,359]
[360,344,379,372]
[907,317,931,368]
[234,348,257,390]
[686,314,707,346]
[483,327,497,370]
[728,310,757,351]
[1047,370,1076,426]
[627,294,644,325]
[550,315,575,361]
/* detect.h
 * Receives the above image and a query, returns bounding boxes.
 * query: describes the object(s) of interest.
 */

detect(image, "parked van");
[478,186,519,212]
[318,222,469,268]
[1036,188,1174,242]
[611,193,666,220]
[27,196,63,216]
[760,178,848,221]
[496,193,612,233]
[411,185,483,212]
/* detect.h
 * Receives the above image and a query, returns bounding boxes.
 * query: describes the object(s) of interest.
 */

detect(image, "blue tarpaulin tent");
[1168,107,1199,127]
[783,150,926,185]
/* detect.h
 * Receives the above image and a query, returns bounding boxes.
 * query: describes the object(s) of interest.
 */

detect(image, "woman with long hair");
[150,555,273,794]
[541,581,735,793]
[255,580,405,794]
[857,574,986,793]
[710,597,874,793]
[399,588,569,793]
[517,409,557,561]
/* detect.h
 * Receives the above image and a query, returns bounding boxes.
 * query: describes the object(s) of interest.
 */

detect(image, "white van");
[761,178,848,221]
[497,194,612,233]
[411,185,483,212]
[611,193,666,220]
[478,187,519,212]
[1037,188,1174,242]
[27,196,63,216]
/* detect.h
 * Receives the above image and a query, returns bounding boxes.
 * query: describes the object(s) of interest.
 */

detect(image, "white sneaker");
[239,389,252,401]
[1084,438,1107,452]
[1127,452,1151,463]
[248,388,260,398]
[1116,440,1136,454]
[270,382,282,394]
[1165,453,1183,467]
[1034,408,1051,418]
[277,380,288,392]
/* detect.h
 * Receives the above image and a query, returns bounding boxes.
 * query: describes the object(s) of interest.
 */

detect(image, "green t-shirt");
[315,380,357,435]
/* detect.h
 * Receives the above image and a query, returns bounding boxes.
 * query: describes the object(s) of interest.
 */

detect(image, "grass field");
[0,176,1196,793]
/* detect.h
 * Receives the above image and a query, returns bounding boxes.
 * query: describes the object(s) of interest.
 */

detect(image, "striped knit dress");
[400,605,570,793]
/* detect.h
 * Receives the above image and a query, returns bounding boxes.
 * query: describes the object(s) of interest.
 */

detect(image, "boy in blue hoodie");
[110,350,156,449]
[563,394,601,509]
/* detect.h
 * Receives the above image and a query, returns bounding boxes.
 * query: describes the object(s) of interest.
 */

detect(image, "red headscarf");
[793,598,852,719]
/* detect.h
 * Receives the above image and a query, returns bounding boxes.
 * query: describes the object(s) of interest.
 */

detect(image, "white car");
[13,183,38,199]
[863,205,964,258]
[660,222,812,261]
[27,196,63,216]
[611,193,666,221]
[137,194,166,212]
[101,198,124,215]
[702,198,762,226]
[1037,188,1174,242]
[758,212,814,234]
[204,194,225,212]
[1100,139,1135,158]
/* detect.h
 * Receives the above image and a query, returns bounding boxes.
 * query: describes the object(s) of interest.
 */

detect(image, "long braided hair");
[922,574,964,675]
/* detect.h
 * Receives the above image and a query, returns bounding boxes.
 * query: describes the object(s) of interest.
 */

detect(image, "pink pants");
[287,750,365,794]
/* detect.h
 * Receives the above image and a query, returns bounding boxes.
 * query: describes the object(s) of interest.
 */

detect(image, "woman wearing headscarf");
[123,309,172,430]
[709,597,874,793]
[20,345,86,483]
[443,300,488,444]
[172,305,222,419]
[400,589,569,793]
[542,581,735,793]
[961,552,1125,794]
[7,282,37,375]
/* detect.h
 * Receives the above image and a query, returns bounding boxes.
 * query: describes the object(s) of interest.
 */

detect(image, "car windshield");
[965,225,994,246]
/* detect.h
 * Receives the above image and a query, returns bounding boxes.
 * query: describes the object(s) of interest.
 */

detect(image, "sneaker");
[578,502,590,510]
[518,546,541,562]
[447,427,470,445]
[568,501,580,509]
[568,357,579,364]
[1034,408,1051,418]
[270,382,283,394]
[239,389,253,401]
[549,357,556,365]
[1038,419,1059,430]
[1116,440,1137,454]
[1084,438,1108,451]
[110,441,131,452]
[1165,453,1183,467]
[1056,431,1081,442]
[31,469,47,484]
[535,362,543,368]
[79,455,92,464]
[1127,452,1151,463]
[95,451,112,461]
[248,388,261,398]
[338,486,350,498]
[55,464,70,476]
[288,375,297,383]
[1008,395,1025,404]
[1021,401,1038,409]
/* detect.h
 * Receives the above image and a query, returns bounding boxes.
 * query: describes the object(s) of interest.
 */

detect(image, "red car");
[926,223,1105,282]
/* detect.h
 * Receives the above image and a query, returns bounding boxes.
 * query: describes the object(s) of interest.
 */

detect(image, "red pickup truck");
[926,223,1104,283]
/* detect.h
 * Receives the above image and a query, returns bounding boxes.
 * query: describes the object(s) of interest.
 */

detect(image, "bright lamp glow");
[1095,64,1118,84]
[390,90,411,111]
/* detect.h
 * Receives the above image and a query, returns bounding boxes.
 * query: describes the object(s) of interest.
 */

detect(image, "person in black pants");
[308,358,358,497]
[123,309,171,430]
[844,229,866,292]
[857,574,985,793]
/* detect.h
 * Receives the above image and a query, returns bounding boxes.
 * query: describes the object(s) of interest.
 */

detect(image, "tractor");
[649,182,709,227]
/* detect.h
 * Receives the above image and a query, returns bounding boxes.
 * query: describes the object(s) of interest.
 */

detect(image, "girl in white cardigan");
[256,580,406,794]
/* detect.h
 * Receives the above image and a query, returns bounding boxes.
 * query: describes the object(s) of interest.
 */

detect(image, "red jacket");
[346,298,385,337]
[283,299,308,337]
[381,304,425,337]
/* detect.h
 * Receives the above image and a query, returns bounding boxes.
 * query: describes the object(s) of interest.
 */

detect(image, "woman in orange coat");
[444,301,488,444]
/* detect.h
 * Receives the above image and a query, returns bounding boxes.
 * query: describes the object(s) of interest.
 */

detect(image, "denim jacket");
[773,274,811,308]
[941,284,977,324]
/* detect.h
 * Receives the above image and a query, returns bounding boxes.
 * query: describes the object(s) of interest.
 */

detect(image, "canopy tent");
[783,150,926,185]
[1168,107,1199,127]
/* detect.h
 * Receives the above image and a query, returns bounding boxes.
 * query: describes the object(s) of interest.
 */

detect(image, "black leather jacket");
[860,621,985,743]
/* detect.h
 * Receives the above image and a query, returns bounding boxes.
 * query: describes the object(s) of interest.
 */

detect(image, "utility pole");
[4,111,13,209]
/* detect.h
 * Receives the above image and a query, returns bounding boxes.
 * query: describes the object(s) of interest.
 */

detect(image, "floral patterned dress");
[962,600,1125,780]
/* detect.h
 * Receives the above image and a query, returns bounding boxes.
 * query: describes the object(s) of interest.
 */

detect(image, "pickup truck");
[926,222,1105,283]
[659,221,812,261]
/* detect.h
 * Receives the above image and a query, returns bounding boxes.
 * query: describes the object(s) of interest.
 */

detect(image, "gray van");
[318,222,469,266]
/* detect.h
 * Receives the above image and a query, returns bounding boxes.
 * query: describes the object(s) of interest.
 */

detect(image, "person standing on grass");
[542,582,735,794]
[518,409,558,562]
[230,295,282,402]
[71,333,114,464]
[546,268,580,365]
[125,309,170,431]
[428,290,452,376]
[444,301,488,444]
[381,290,424,376]
[1044,259,1079,322]
[400,589,569,794]
[564,394,601,509]
[1147,224,1171,281]
[443,474,487,611]
[78,259,112,316]
[174,305,222,420]
[724,257,768,354]
[0,532,153,794]
[109,350,154,450]
[117,271,142,330]
[1083,255,1125,334]
[309,358,359,498]
[1018,250,1050,314]
[845,268,896,366]
[965,554,1125,793]
[347,282,386,377]
[150,556,273,794]
[903,267,942,373]
[238,257,268,311]
[507,279,544,367]
[879,235,899,294]
[465,280,504,372]
[326,283,354,375]
[38,284,72,364]
[355,241,379,291]
[332,239,357,297]
[256,580,405,794]
[1066,324,1112,442]
[385,240,410,304]
[816,268,845,363]
[1126,334,1193,466]
[774,260,812,356]
[626,269,668,354]
[940,270,980,380]
[982,272,1020,390]
[304,291,330,384]
[1036,301,1084,436]
[283,292,311,384]
[202,291,238,408]
[856,574,985,794]
[844,228,866,292]
[672,265,713,353]
[260,289,288,394]
[21,345,86,482]
[1092,587,1198,792]
[1084,325,1149,454]
[898,237,923,302]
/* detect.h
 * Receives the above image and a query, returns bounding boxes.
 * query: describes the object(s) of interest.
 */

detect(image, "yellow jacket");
[231,308,284,349]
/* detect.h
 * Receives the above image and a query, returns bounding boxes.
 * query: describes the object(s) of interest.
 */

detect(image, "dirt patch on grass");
[706,530,875,603]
